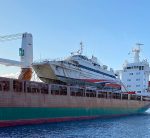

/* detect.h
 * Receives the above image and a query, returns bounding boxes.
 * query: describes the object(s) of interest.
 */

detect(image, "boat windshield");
[72,55,89,60]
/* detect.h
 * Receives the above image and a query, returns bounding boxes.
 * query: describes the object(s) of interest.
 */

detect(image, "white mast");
[132,43,143,63]
[79,41,83,55]
[20,33,33,68]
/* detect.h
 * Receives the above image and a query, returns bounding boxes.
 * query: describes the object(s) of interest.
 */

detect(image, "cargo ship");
[0,76,149,127]
[0,33,149,127]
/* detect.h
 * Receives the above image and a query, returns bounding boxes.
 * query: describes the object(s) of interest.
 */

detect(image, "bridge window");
[136,78,140,81]
[136,85,140,87]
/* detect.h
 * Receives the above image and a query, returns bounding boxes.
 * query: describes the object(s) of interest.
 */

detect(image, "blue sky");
[0,0,150,75]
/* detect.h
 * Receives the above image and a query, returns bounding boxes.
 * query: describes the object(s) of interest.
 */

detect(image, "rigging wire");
[0,33,23,42]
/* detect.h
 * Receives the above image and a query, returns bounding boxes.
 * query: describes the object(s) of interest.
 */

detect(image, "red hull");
[0,114,132,128]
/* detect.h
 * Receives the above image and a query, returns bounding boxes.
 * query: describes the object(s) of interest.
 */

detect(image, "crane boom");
[0,58,21,67]
[0,32,33,81]
[0,33,22,42]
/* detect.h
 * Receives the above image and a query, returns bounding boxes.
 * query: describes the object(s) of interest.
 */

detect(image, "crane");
[0,32,33,80]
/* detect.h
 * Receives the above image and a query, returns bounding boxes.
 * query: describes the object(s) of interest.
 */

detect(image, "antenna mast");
[132,43,143,63]
[79,41,83,55]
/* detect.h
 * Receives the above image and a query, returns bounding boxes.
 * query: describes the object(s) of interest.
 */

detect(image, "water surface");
[0,112,150,138]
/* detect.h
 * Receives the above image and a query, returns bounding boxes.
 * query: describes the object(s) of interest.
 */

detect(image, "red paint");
[0,114,133,127]
[0,116,97,127]
[105,83,121,88]
[81,79,107,83]
[123,91,136,94]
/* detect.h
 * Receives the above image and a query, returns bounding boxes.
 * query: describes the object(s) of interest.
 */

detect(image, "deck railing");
[0,77,148,102]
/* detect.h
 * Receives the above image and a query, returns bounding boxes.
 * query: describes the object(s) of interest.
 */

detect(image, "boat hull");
[32,62,119,89]
[0,106,148,127]
[0,77,149,127]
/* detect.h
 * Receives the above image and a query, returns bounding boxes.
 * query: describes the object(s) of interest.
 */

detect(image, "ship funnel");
[18,33,33,80]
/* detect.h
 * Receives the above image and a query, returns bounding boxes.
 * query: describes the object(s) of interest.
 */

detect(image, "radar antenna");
[136,43,144,47]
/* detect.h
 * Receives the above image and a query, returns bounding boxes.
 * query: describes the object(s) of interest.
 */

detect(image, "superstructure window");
[129,73,133,75]
[139,66,144,70]
[127,85,131,87]
[136,78,140,81]
[127,79,131,81]
[127,67,131,69]
[136,72,140,75]
[126,66,145,70]
[136,85,140,87]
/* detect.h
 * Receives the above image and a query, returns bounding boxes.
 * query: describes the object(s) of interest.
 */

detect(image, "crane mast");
[0,32,33,80]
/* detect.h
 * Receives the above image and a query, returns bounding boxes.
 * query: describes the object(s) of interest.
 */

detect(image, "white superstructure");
[119,44,150,96]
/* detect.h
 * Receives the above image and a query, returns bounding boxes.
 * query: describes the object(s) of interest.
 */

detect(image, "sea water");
[0,111,150,138]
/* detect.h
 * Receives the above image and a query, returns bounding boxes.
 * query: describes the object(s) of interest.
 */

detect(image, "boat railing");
[33,57,68,64]
[0,77,148,102]
[0,78,10,92]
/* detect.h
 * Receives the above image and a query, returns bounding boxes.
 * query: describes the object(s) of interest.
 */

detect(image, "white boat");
[32,43,121,90]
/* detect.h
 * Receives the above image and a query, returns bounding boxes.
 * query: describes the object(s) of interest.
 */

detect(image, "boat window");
[71,60,79,65]
[139,66,144,70]
[73,55,88,61]
[129,73,133,75]
[136,72,140,75]
[127,67,131,69]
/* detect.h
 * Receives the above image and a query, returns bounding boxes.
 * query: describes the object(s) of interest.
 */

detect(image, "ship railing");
[33,57,68,64]
[69,86,85,97]
[0,77,10,92]
[0,77,148,102]
[51,84,67,95]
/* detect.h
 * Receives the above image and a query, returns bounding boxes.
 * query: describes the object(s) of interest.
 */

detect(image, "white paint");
[21,33,33,68]
[119,45,150,96]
